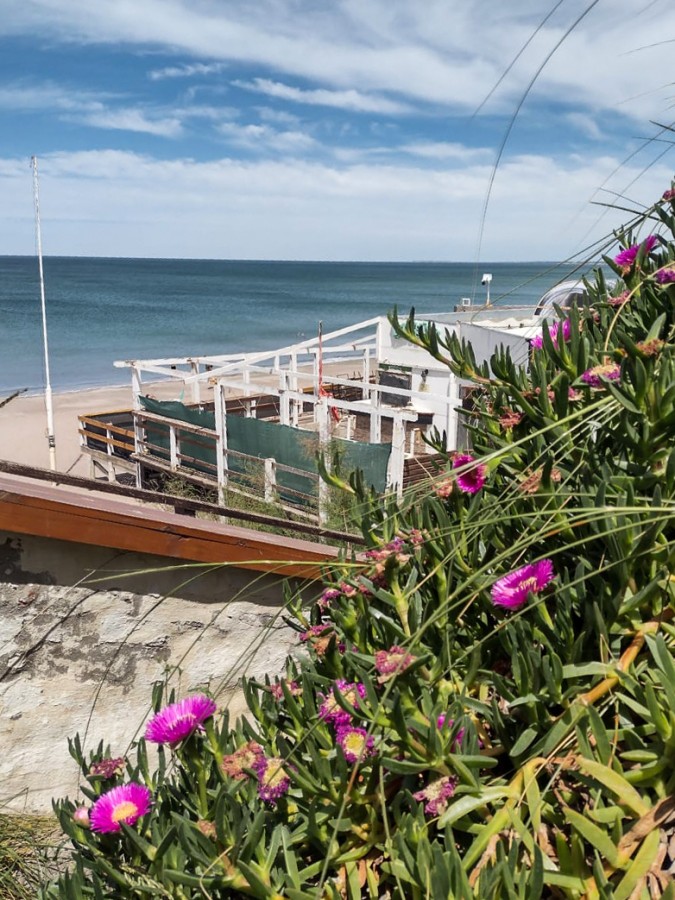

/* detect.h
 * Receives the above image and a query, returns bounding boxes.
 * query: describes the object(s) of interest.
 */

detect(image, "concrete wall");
[0,531,308,812]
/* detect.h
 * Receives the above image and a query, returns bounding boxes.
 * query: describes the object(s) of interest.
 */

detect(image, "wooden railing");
[134,410,320,522]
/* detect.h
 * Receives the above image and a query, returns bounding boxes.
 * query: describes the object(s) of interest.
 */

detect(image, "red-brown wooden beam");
[0,474,339,579]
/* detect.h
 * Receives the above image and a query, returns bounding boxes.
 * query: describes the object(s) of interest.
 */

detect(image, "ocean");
[0,256,579,395]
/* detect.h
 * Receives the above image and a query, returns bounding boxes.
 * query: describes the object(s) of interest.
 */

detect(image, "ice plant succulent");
[375,645,416,682]
[221,741,265,780]
[145,694,217,746]
[413,776,458,817]
[614,235,657,270]
[452,452,487,494]
[89,757,125,779]
[269,680,302,700]
[254,756,291,803]
[655,266,675,284]
[581,363,621,388]
[336,725,375,763]
[319,679,367,725]
[491,559,555,611]
[89,783,152,834]
[530,317,571,350]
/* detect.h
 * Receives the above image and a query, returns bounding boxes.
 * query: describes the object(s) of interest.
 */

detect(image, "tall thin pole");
[31,156,57,471]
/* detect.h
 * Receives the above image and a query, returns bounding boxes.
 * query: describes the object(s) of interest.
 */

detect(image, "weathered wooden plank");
[0,473,340,578]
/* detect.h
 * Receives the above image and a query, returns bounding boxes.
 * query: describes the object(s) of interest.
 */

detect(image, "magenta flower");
[90,783,152,834]
[145,694,217,745]
[319,680,367,726]
[254,756,291,803]
[89,757,125,779]
[491,559,555,611]
[221,741,265,780]
[436,714,466,748]
[336,725,375,763]
[531,317,572,350]
[662,188,675,202]
[375,645,416,681]
[655,266,675,284]
[581,363,621,388]
[413,776,458,817]
[452,453,487,494]
[614,235,657,269]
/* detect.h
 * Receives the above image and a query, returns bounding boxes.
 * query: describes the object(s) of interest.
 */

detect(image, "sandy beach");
[0,381,187,477]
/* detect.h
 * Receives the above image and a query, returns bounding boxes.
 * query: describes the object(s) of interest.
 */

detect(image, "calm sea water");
[0,256,578,394]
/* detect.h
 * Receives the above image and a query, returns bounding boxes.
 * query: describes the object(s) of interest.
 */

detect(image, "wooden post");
[213,382,228,504]
[169,424,178,471]
[290,351,299,427]
[243,368,252,417]
[131,367,144,489]
[388,412,405,499]
[279,370,290,426]
[105,428,116,482]
[190,361,201,404]
[264,457,276,503]
[362,348,370,399]
[370,386,381,443]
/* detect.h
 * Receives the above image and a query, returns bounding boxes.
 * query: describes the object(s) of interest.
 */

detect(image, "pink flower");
[581,364,621,388]
[90,783,152,834]
[452,453,487,494]
[269,680,302,700]
[72,806,90,828]
[662,188,675,202]
[614,235,657,269]
[655,266,675,284]
[434,477,454,499]
[491,559,555,611]
[531,318,572,350]
[413,776,458,817]
[299,624,344,656]
[221,741,265,780]
[607,290,631,307]
[254,756,291,803]
[319,680,367,726]
[375,646,416,681]
[317,587,341,609]
[336,725,375,763]
[145,694,217,745]
[436,715,466,748]
[89,757,125,780]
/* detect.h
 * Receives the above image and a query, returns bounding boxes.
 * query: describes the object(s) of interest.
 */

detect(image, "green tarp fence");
[138,396,391,500]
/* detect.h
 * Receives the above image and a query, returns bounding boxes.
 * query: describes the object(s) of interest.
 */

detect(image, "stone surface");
[0,577,298,811]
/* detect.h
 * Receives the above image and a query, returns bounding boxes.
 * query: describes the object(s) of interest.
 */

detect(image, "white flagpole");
[31,155,57,471]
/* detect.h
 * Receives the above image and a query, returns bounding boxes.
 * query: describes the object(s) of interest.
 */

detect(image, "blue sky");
[0,0,673,260]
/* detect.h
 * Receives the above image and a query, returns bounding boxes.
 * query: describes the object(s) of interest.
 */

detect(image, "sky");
[0,0,674,261]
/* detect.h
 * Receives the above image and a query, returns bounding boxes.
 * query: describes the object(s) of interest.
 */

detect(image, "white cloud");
[217,122,317,153]
[234,78,412,115]
[400,142,494,162]
[0,147,670,261]
[149,62,228,80]
[78,108,184,137]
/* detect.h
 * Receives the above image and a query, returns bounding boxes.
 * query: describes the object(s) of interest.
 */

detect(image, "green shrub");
[42,189,675,898]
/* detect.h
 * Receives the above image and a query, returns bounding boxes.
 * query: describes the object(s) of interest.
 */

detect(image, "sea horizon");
[1,255,584,396]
